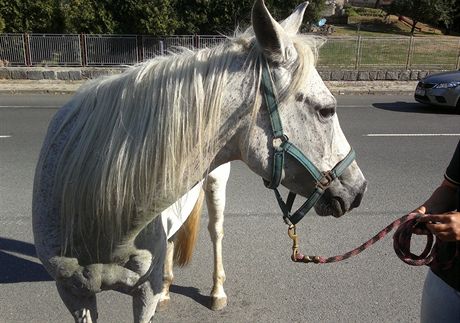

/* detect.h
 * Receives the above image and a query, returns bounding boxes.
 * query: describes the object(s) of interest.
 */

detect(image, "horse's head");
[238,0,367,218]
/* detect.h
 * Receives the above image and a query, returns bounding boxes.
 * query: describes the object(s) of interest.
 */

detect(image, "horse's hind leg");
[158,239,174,311]
[204,163,230,311]
[56,282,98,323]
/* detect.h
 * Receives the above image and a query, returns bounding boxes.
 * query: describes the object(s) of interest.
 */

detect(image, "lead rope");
[288,213,438,266]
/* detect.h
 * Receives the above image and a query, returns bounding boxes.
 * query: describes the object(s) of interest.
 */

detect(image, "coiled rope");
[289,213,437,265]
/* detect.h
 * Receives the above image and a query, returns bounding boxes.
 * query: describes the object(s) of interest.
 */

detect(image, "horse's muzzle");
[315,180,367,217]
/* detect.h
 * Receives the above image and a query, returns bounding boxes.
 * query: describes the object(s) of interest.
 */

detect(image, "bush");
[0,16,4,33]
[344,6,359,17]
[345,5,385,17]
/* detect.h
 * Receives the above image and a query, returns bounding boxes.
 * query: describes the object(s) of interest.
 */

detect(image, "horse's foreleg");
[205,163,230,311]
[56,281,98,323]
[131,252,165,323]
[131,216,166,323]
[158,239,175,311]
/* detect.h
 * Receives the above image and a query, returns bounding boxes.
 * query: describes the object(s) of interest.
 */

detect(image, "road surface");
[0,94,459,322]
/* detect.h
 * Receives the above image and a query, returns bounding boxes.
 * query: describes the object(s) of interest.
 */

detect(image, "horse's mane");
[52,30,321,258]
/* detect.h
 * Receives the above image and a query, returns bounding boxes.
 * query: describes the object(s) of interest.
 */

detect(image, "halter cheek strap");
[260,55,356,225]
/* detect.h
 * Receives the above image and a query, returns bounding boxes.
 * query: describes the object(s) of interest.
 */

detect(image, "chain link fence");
[1,33,459,70]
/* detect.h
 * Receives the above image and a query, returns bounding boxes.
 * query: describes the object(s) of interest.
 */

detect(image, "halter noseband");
[260,56,356,225]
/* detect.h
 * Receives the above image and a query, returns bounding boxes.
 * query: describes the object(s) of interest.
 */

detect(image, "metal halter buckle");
[272,134,289,149]
[316,171,333,190]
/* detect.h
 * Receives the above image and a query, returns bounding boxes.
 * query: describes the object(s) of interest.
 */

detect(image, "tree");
[0,0,57,32]
[386,0,436,34]
[174,0,210,34]
[173,0,326,35]
[433,0,457,34]
[109,0,179,35]
[454,0,460,32]
[59,0,116,34]
[0,15,4,33]
[267,0,326,26]
[203,0,254,34]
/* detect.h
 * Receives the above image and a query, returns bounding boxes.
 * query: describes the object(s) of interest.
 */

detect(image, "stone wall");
[0,67,444,82]
[317,69,436,81]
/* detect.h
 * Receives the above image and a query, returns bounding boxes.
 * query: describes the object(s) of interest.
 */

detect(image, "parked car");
[414,70,460,108]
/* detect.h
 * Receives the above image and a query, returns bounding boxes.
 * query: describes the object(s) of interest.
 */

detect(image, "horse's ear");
[252,0,294,63]
[280,2,309,35]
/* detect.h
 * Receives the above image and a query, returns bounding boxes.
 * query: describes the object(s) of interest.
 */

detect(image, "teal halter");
[260,56,356,225]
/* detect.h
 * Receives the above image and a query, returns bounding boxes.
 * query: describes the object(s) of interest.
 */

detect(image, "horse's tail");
[173,190,205,267]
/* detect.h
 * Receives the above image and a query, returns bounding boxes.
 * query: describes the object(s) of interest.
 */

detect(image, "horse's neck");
[209,62,257,170]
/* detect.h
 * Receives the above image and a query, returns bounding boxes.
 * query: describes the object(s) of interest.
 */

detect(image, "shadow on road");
[169,284,213,309]
[373,102,460,115]
[0,237,52,283]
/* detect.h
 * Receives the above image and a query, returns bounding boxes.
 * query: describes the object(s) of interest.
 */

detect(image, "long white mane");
[51,31,320,258]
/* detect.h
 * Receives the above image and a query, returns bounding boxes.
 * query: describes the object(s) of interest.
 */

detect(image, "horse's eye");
[319,107,336,119]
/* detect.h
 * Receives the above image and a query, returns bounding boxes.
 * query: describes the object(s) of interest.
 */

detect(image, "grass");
[330,9,450,37]
[316,8,460,69]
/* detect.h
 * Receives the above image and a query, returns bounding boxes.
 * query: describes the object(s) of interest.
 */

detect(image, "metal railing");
[0,33,459,69]
[318,35,460,70]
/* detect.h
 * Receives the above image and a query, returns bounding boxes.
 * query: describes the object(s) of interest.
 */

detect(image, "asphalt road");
[1,94,459,323]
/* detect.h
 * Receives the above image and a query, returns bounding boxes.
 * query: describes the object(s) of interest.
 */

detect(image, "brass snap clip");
[287,224,321,264]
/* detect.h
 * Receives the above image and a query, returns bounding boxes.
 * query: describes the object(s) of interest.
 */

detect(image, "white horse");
[32,1,367,322]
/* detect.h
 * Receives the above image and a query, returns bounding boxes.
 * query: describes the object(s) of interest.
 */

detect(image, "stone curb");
[0,67,421,95]
[0,67,441,82]
[0,80,418,95]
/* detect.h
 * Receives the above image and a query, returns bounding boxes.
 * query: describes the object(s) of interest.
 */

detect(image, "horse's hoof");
[210,296,227,311]
[156,298,170,312]
[74,309,93,323]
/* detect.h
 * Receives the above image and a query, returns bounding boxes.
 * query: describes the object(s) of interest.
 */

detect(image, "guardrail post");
[24,33,32,66]
[194,34,200,49]
[138,35,144,63]
[354,35,361,70]
[456,38,460,70]
[159,40,164,55]
[405,35,414,70]
[80,33,87,67]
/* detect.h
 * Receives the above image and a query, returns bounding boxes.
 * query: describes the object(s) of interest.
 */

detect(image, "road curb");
[0,80,418,96]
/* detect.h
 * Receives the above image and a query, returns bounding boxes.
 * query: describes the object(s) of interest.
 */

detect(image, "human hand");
[416,212,460,241]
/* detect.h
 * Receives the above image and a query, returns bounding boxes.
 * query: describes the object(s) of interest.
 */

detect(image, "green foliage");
[0,15,4,33]
[344,6,359,17]
[174,0,254,34]
[433,0,457,31]
[386,0,460,34]
[386,0,436,33]
[109,0,179,35]
[59,0,116,34]
[4,0,456,36]
[303,0,327,25]
[351,6,386,17]
[0,0,57,32]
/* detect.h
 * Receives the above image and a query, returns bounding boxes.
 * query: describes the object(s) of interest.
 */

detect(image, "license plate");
[415,87,425,96]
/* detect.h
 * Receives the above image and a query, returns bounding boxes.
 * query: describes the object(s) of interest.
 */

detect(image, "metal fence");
[0,33,459,69]
[318,36,460,69]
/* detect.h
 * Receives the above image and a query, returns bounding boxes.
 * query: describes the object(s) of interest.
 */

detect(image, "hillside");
[326,6,453,37]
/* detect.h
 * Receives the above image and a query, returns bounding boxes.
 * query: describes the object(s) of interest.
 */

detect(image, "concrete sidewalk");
[0,79,418,95]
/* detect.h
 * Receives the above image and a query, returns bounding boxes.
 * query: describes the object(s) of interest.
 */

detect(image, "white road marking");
[0,135,12,138]
[365,133,460,137]
[0,105,59,108]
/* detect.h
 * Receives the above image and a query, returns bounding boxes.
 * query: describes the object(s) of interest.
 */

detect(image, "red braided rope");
[292,213,437,265]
